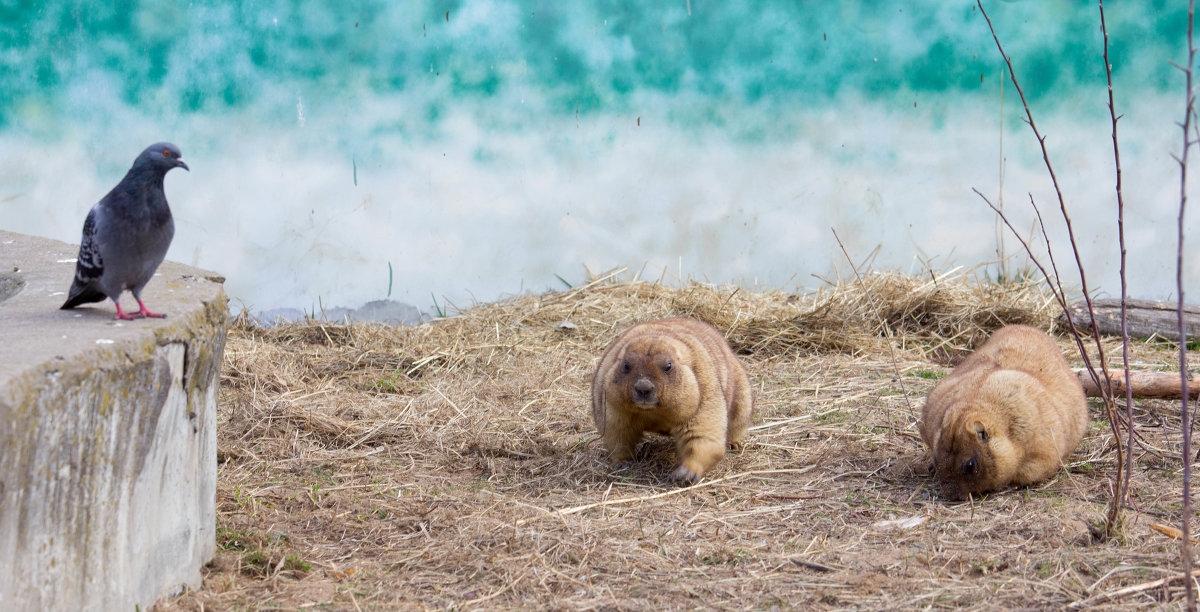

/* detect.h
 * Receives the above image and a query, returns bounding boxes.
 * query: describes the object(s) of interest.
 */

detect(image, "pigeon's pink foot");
[113,303,138,321]
[134,299,167,318]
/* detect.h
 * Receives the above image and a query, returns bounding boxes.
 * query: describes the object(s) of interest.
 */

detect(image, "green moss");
[817,410,850,424]
[0,273,24,302]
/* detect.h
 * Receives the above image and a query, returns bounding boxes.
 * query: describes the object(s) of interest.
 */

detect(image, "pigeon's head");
[135,142,189,174]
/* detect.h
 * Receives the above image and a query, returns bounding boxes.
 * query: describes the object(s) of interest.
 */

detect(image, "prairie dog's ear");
[971,421,989,443]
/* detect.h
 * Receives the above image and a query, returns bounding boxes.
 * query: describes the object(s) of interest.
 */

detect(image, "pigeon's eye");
[162,149,171,158]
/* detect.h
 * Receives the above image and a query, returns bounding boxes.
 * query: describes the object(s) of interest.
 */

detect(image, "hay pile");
[162,270,1192,610]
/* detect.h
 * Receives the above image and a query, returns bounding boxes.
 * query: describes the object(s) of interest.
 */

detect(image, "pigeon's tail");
[60,284,108,310]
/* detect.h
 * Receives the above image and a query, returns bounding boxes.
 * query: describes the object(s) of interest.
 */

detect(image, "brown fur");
[919,325,1089,500]
[591,317,754,484]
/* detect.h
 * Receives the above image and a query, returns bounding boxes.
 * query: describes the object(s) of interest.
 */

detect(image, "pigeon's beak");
[176,159,190,172]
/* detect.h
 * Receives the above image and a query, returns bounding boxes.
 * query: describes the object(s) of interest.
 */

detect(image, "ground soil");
[158,274,1198,610]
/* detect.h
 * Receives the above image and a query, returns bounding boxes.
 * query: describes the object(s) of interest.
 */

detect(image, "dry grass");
[159,270,1197,610]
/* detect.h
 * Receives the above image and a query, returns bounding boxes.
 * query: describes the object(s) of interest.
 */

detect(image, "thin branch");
[1065,569,1200,610]
[974,191,1101,390]
[983,195,1151,459]
[1099,0,1137,514]
[977,1,1115,382]
[977,0,1124,538]
[1176,0,1198,607]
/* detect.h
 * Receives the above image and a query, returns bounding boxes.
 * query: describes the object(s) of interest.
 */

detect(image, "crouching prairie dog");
[591,317,754,484]
[919,324,1089,499]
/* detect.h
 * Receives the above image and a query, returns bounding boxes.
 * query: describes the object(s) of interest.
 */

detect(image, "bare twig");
[976,0,1124,539]
[515,467,817,525]
[1174,0,1198,606]
[1099,0,1137,514]
[1065,569,1200,610]
[791,558,837,573]
[1026,197,1103,379]
[975,191,1104,390]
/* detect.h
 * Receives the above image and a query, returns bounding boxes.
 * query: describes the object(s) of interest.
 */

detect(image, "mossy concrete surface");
[0,229,228,611]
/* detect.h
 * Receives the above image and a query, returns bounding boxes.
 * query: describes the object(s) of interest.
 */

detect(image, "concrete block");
[0,229,228,611]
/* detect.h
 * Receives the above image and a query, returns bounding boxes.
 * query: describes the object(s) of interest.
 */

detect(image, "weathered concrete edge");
[0,228,229,611]
[0,288,228,611]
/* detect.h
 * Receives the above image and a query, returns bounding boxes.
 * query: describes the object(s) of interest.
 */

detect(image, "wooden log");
[1060,298,1200,341]
[1074,368,1200,399]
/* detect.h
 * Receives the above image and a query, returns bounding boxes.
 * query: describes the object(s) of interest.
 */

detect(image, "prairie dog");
[591,318,753,484]
[919,325,1089,499]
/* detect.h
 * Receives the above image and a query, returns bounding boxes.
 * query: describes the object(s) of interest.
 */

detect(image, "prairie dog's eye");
[963,458,976,475]
[663,361,672,372]
[621,361,631,373]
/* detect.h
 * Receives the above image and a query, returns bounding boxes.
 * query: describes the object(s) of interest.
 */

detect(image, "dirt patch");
[160,271,1195,610]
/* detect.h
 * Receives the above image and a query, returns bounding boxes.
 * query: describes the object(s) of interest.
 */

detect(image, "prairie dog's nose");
[633,378,655,398]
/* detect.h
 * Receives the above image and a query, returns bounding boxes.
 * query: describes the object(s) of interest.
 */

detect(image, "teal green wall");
[0,2,1195,310]
[2,2,1187,138]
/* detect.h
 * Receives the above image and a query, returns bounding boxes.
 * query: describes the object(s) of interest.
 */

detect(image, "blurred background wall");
[0,1,1194,316]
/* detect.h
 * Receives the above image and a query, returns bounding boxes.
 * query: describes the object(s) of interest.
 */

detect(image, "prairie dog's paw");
[670,464,703,485]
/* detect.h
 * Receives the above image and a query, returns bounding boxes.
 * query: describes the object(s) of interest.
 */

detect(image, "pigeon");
[61,142,189,320]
